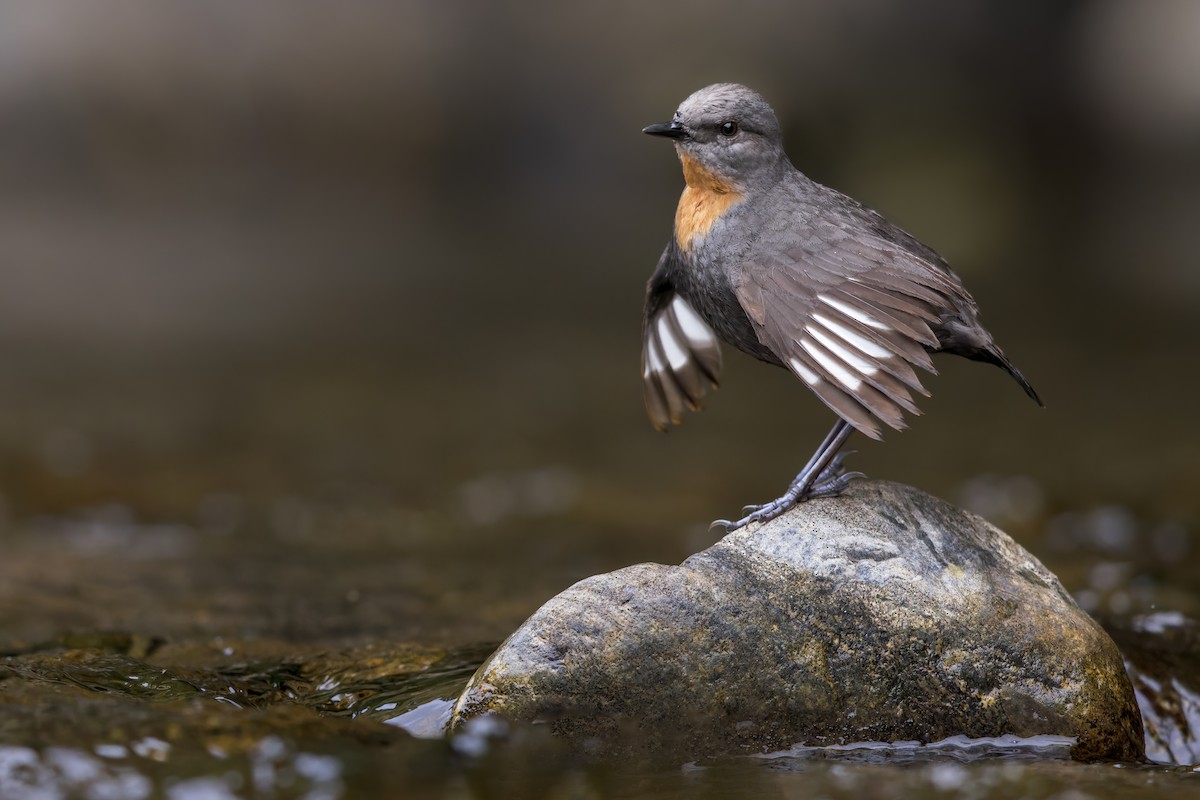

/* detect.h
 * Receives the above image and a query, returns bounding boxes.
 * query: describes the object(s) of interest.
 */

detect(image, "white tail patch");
[670,295,716,347]
[656,316,690,371]
[800,338,863,392]
[788,357,820,387]
[818,294,888,331]
[805,325,880,380]
[811,312,892,359]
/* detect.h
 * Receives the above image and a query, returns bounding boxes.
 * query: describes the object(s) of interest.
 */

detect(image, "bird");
[640,83,1041,532]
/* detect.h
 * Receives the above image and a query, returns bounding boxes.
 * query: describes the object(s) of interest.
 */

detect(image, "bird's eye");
[720,120,739,137]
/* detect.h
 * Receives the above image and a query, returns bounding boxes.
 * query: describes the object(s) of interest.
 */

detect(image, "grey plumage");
[641,84,1040,528]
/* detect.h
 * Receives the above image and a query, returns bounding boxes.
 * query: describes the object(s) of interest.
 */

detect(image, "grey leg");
[712,419,858,532]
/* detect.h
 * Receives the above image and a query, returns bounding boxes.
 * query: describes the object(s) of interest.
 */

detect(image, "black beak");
[642,121,688,139]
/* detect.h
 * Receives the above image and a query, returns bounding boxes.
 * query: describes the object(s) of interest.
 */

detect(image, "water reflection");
[0,745,152,800]
[1,627,1198,798]
[385,698,455,739]
[753,734,1078,764]
[0,739,345,800]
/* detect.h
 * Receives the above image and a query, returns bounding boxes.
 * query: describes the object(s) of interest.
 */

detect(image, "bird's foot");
[735,451,857,515]
[808,468,864,499]
[812,450,856,486]
[711,453,862,533]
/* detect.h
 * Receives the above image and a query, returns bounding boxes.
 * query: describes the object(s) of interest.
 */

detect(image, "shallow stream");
[1,352,1198,798]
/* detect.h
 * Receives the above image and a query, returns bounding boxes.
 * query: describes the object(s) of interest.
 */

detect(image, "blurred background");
[1,0,1198,647]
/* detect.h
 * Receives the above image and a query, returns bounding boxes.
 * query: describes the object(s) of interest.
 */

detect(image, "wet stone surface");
[453,481,1145,762]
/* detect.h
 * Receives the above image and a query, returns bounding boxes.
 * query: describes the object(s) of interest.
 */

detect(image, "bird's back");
[665,168,1038,438]
[640,82,1039,436]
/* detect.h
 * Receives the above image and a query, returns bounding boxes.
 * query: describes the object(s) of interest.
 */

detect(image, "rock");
[451,481,1144,761]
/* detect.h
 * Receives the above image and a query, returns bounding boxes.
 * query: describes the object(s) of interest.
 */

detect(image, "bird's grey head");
[643,83,787,190]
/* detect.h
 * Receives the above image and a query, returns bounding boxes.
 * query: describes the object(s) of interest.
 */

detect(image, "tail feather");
[936,317,1042,407]
[974,347,1043,407]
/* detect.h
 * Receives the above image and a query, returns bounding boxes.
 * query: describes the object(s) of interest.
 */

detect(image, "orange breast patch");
[674,154,743,252]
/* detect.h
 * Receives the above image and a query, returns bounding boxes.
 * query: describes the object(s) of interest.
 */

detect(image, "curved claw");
[711,510,762,532]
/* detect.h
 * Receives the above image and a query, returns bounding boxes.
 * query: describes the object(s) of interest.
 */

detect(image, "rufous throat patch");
[675,153,743,252]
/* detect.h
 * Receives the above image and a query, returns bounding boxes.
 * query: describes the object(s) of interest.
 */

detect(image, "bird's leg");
[712,419,857,532]
[770,422,848,503]
[739,421,851,514]
[806,450,864,498]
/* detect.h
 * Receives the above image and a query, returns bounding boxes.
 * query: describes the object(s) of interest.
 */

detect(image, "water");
[0,328,1197,800]
[2,392,1198,797]
[2,4,1200,795]
[0,649,1197,799]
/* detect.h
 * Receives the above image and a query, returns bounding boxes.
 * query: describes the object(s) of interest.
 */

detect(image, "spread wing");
[733,213,973,440]
[641,252,722,431]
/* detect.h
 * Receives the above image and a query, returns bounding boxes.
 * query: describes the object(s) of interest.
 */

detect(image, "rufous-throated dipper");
[641,83,1041,531]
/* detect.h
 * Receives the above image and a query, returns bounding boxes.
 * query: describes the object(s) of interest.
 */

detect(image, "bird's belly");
[673,256,781,367]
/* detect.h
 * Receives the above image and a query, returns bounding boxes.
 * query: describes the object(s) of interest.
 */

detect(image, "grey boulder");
[452,480,1144,761]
